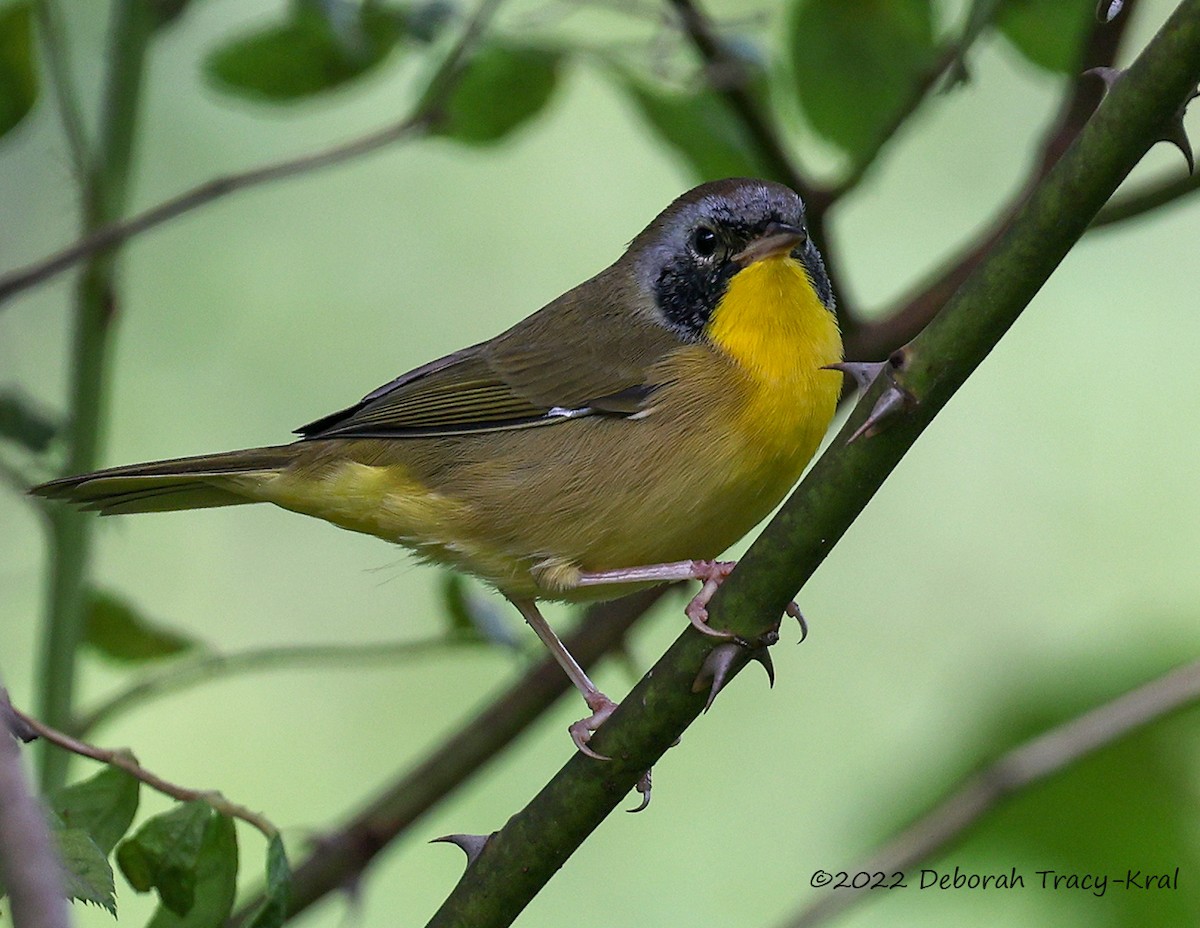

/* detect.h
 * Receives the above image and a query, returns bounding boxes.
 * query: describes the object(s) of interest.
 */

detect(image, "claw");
[431,832,492,866]
[785,601,809,643]
[0,689,37,743]
[685,561,737,640]
[627,770,652,813]
[569,692,618,761]
[692,642,744,710]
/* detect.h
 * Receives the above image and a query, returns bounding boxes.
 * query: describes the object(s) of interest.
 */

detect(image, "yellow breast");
[705,252,842,462]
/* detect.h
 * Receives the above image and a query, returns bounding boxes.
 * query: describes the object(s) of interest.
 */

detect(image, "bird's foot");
[684,560,737,639]
[569,690,618,760]
[684,560,805,642]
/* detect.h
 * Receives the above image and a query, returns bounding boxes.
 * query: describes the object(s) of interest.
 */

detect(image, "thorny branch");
[418,2,1200,922]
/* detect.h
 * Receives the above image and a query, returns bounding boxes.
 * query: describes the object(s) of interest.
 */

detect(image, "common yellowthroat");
[33,178,843,756]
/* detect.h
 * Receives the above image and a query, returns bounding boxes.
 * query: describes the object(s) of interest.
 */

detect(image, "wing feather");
[296,270,682,440]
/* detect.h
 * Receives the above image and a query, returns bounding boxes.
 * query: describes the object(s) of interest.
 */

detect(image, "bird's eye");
[690,226,719,259]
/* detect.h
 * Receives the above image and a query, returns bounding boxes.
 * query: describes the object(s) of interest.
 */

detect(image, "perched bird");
[33,178,843,757]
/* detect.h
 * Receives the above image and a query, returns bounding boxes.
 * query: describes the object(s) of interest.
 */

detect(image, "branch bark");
[421,3,1200,924]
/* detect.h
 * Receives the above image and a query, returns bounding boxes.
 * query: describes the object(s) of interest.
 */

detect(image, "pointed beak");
[732,222,807,267]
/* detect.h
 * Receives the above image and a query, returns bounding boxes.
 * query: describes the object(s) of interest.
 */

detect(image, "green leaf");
[54,823,117,915]
[0,389,58,453]
[437,44,560,145]
[144,814,238,928]
[51,766,140,855]
[994,0,1094,73]
[0,2,37,141]
[789,0,938,162]
[619,79,773,183]
[116,801,212,915]
[205,2,406,103]
[244,835,290,928]
[84,589,197,663]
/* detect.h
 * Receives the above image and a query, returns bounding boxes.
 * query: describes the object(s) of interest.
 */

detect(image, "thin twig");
[783,657,1200,928]
[10,703,279,838]
[844,0,1140,360]
[0,0,505,308]
[0,685,71,928]
[74,633,494,737]
[229,587,665,927]
[666,0,814,200]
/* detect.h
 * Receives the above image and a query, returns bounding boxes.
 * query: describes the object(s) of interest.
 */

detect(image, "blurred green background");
[3,1,1200,926]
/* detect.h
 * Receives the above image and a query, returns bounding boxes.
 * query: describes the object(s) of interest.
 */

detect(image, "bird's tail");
[30,446,297,515]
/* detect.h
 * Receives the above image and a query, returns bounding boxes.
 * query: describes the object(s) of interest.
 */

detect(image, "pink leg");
[507,596,615,759]
[576,558,805,641]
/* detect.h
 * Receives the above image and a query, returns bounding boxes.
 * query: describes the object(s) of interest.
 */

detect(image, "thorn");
[431,832,492,866]
[747,645,775,687]
[848,383,911,443]
[1159,99,1197,174]
[1084,66,1123,98]
[627,770,652,813]
[692,642,744,711]
[1086,69,1196,174]
[822,360,890,393]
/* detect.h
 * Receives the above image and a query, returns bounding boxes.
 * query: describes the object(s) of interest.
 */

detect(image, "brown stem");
[10,702,278,838]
